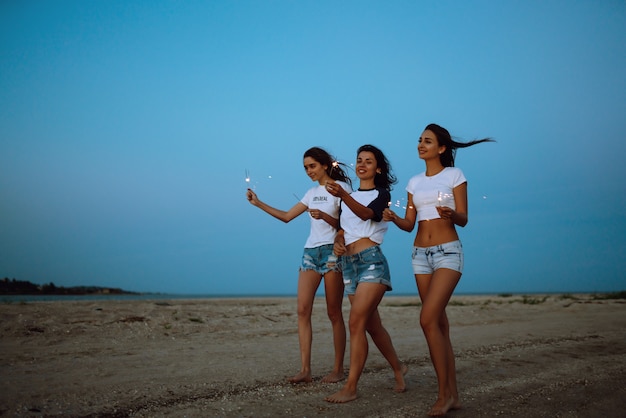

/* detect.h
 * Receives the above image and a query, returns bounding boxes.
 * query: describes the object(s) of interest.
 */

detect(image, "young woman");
[324,144,407,403]
[246,147,352,384]
[383,124,493,416]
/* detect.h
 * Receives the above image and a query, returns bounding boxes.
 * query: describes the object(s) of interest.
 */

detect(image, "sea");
[0,291,586,304]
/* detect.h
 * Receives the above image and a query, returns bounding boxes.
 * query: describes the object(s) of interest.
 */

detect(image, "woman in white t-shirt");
[384,124,493,416]
[246,147,352,384]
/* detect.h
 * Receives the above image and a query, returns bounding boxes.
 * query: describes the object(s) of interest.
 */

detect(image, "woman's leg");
[322,270,346,383]
[366,308,407,392]
[416,269,461,416]
[325,283,387,403]
[289,269,323,383]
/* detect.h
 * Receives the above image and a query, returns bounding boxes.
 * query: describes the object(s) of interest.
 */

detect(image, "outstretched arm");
[246,188,307,223]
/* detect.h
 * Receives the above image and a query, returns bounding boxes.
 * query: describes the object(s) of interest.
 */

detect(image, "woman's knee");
[420,310,438,333]
[297,302,314,318]
[326,305,344,323]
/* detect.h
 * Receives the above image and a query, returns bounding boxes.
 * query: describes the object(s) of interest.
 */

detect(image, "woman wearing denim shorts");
[247,147,352,384]
[384,124,493,416]
[324,144,407,404]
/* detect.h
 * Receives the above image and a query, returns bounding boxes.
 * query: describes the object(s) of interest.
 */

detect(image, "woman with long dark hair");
[325,144,407,403]
[247,147,352,383]
[384,124,493,416]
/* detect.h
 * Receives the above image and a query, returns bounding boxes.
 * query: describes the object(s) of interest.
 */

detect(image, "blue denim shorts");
[411,240,464,274]
[300,244,339,274]
[340,245,392,295]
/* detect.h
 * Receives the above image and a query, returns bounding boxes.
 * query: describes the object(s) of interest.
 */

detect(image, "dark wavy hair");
[425,123,494,167]
[357,144,397,191]
[303,147,352,188]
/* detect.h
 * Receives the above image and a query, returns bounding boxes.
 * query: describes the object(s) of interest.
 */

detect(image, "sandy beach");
[1,294,624,417]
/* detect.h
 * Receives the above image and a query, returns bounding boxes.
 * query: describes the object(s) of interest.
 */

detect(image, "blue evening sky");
[1,1,625,295]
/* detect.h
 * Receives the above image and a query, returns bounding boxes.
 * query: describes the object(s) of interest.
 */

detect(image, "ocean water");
[0,290,588,304]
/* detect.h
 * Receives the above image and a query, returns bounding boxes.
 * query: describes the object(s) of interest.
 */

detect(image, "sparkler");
[329,160,339,177]
[244,169,272,191]
[437,191,454,207]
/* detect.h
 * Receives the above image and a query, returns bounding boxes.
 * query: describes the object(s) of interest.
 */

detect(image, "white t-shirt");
[300,181,351,248]
[406,167,467,222]
[340,187,390,246]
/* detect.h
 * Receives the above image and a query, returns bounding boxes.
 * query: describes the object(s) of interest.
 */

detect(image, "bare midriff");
[345,238,379,256]
[414,218,459,248]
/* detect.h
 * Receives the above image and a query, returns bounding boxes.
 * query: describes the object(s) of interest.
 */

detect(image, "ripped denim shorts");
[340,245,392,296]
[300,244,339,274]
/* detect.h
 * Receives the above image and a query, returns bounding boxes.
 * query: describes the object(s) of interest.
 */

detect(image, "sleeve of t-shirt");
[453,169,467,188]
[299,187,314,208]
[339,181,353,193]
[405,175,416,195]
[367,188,390,222]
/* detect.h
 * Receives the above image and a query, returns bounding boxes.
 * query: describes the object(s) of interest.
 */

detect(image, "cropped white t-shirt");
[340,187,390,246]
[406,167,467,222]
[300,181,351,248]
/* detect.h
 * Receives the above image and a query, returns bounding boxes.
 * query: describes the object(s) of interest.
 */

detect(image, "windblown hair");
[357,144,397,191]
[303,147,352,188]
[425,123,495,167]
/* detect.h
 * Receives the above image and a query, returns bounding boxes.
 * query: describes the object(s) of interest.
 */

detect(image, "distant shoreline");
[0,278,138,296]
[3,278,623,302]
[2,291,624,304]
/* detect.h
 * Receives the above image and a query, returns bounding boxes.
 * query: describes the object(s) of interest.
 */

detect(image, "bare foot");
[451,397,462,410]
[428,396,454,416]
[287,371,312,384]
[325,387,357,403]
[393,363,408,393]
[321,370,345,383]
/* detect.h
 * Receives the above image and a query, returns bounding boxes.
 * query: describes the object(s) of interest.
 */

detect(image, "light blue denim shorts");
[300,244,339,274]
[340,245,392,296]
[411,240,464,274]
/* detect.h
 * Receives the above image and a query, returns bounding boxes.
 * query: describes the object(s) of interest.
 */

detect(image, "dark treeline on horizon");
[0,278,137,295]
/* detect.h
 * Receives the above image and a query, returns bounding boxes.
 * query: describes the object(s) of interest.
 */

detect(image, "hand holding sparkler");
[436,191,455,220]
[325,181,345,198]
[382,207,397,222]
[246,188,260,207]
[308,209,324,220]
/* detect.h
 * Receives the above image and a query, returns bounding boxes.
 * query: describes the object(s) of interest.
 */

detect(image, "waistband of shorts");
[304,243,334,250]
[413,240,462,252]
[342,245,382,262]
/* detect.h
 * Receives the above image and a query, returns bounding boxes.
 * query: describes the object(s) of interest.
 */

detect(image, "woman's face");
[303,156,327,182]
[355,151,378,180]
[417,129,445,160]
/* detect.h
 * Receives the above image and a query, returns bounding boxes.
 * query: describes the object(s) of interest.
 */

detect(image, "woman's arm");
[383,192,416,232]
[246,188,308,223]
[339,192,374,221]
[436,183,468,227]
[308,208,339,229]
[333,229,346,256]
[325,181,374,221]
